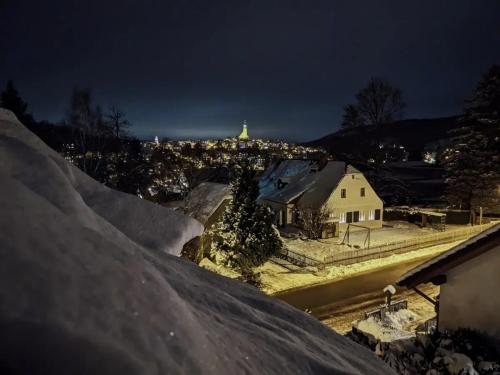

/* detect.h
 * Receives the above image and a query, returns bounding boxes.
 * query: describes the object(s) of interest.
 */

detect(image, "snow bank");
[0,109,392,374]
[353,309,419,343]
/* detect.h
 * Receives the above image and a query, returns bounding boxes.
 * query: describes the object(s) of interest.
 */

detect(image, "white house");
[398,223,500,339]
[259,160,383,237]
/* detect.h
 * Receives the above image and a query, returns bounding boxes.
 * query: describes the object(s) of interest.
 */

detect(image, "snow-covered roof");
[258,159,314,198]
[260,160,360,209]
[398,223,500,288]
[0,108,392,374]
[184,182,230,225]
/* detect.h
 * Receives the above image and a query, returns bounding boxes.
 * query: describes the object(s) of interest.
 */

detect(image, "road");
[275,255,438,317]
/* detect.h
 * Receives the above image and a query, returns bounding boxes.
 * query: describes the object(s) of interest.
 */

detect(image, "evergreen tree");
[0,80,34,125]
[441,65,500,212]
[211,163,283,269]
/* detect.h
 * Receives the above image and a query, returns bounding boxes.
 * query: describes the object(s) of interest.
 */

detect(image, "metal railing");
[365,300,408,320]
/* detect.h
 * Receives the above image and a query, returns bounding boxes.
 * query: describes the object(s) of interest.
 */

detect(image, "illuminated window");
[341,188,346,198]
[359,211,365,221]
[360,187,365,197]
[369,209,375,220]
[339,212,346,223]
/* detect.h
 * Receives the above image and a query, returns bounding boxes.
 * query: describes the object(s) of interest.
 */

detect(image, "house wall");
[439,246,500,338]
[261,200,288,226]
[324,173,383,232]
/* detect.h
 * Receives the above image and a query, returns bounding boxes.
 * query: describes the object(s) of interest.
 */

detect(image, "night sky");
[1,1,499,141]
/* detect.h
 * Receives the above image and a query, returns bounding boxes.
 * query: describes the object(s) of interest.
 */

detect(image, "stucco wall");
[325,173,383,230]
[439,246,500,338]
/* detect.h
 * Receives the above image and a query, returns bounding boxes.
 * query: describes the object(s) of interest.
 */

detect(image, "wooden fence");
[280,223,495,268]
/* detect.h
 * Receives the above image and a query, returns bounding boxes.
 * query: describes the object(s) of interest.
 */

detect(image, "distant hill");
[304,116,461,158]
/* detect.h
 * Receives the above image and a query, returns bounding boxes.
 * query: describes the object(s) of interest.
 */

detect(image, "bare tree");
[66,88,111,178]
[341,104,364,129]
[106,106,131,138]
[298,207,330,239]
[356,78,405,125]
[342,78,405,127]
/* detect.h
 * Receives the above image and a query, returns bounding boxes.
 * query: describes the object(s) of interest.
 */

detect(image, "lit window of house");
[360,187,365,197]
[339,212,346,223]
[359,211,365,221]
[369,209,375,220]
[341,188,346,198]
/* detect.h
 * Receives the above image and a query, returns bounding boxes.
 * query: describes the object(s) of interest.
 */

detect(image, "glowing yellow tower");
[238,120,249,141]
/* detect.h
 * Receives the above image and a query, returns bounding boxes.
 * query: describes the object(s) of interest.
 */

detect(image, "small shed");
[419,210,446,231]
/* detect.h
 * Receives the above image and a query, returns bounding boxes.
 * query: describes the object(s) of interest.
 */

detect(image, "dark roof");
[397,223,500,288]
[260,161,361,209]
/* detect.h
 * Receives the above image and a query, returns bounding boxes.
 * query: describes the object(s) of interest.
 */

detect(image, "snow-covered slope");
[0,109,393,374]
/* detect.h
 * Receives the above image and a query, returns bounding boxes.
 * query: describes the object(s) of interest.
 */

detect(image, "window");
[369,209,375,220]
[346,212,353,223]
[360,187,365,197]
[353,211,359,222]
[375,209,381,220]
[339,212,346,223]
[341,188,346,198]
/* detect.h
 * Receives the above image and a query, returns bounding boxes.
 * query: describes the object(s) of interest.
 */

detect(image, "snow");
[353,309,419,343]
[439,349,478,375]
[183,182,230,225]
[258,159,313,198]
[0,109,392,374]
[321,284,439,335]
[259,240,465,294]
[199,257,240,278]
[383,285,396,295]
[282,221,470,261]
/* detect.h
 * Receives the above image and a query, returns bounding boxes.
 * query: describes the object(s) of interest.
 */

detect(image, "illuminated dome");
[238,120,249,141]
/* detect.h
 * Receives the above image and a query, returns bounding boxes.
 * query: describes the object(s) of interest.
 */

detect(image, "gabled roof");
[297,162,348,209]
[184,182,231,224]
[397,223,500,288]
[260,161,361,209]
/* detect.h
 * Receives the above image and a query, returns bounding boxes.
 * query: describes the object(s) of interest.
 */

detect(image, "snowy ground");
[0,109,393,374]
[321,284,439,335]
[283,221,467,261]
[200,239,464,295]
[258,240,466,294]
[353,309,419,343]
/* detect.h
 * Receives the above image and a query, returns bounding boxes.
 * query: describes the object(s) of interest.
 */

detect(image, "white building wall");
[324,173,383,231]
[439,246,500,338]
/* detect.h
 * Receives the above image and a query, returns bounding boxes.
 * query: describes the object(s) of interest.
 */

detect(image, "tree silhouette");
[106,106,131,138]
[0,80,34,125]
[342,78,405,127]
